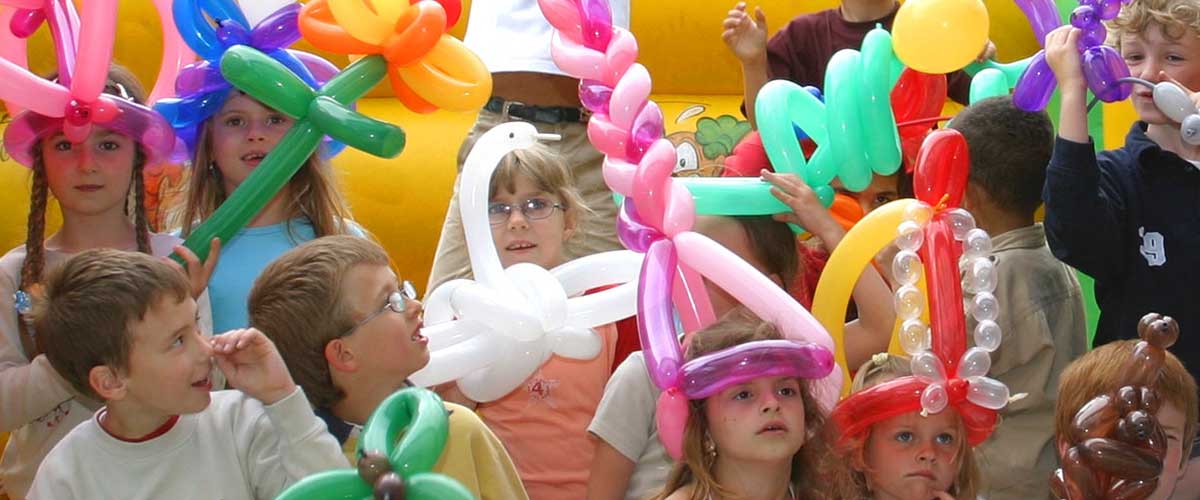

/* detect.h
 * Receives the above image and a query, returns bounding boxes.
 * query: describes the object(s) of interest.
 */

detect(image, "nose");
[506,209,530,230]
[246,120,268,142]
[1139,58,1163,82]
[195,330,214,359]
[405,297,422,318]
[760,391,781,413]
[73,146,97,173]
[915,440,938,463]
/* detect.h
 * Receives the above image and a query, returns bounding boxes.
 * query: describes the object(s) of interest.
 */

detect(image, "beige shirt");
[973,224,1087,500]
[0,234,214,499]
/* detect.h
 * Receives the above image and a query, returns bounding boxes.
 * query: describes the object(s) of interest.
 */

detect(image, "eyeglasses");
[339,280,418,338]
[488,197,565,226]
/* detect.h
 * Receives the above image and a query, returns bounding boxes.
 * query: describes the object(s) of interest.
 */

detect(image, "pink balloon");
[149,0,195,103]
[550,31,606,82]
[0,8,29,115]
[656,388,689,460]
[609,63,650,130]
[0,56,70,116]
[672,263,715,333]
[600,28,638,86]
[69,0,116,101]
[602,157,637,195]
[631,139,676,227]
[587,115,628,158]
[537,0,584,45]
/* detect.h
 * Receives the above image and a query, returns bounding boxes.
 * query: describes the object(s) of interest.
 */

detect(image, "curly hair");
[1108,0,1200,50]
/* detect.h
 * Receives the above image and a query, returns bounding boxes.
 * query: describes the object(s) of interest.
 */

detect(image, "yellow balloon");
[892,0,990,74]
[328,0,400,46]
[811,199,930,395]
[397,37,493,111]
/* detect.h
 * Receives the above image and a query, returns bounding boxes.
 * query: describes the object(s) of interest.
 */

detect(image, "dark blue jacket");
[1044,123,1200,383]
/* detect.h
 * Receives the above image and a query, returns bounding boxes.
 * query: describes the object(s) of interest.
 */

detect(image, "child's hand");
[211,328,297,406]
[167,238,221,299]
[976,39,997,63]
[762,170,844,250]
[722,2,768,64]
[1044,26,1086,96]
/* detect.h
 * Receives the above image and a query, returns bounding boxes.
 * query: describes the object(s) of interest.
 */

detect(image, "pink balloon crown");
[1,0,174,168]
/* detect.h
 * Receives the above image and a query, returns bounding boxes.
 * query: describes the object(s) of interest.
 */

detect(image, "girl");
[651,307,831,500]
[0,66,214,500]
[828,355,982,500]
[172,90,360,333]
[441,144,616,500]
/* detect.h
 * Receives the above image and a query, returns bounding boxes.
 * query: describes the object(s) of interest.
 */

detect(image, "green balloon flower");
[276,388,473,500]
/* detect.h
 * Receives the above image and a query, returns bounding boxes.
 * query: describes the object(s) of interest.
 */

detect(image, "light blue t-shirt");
[207,219,364,333]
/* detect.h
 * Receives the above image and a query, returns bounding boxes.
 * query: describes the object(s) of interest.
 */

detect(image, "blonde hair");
[1055,339,1198,468]
[1109,0,1200,51]
[825,355,981,500]
[172,96,354,240]
[489,144,591,231]
[651,307,830,500]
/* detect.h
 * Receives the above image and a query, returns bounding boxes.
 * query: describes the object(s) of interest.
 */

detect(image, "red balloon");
[918,219,966,373]
[891,69,947,123]
[912,129,970,208]
[413,0,462,28]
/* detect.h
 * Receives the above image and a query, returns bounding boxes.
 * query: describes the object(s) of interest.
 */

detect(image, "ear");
[962,182,988,214]
[324,338,359,374]
[88,365,127,401]
[562,205,579,242]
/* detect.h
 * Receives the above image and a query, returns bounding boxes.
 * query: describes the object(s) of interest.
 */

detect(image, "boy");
[27,250,347,499]
[1055,337,1197,499]
[247,235,528,500]
[948,95,1089,499]
[1043,0,1200,388]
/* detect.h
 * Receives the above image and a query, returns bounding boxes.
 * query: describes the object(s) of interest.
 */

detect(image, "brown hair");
[1109,0,1200,51]
[171,95,355,240]
[949,95,1054,216]
[18,64,153,357]
[825,355,981,500]
[1054,339,1198,468]
[488,144,591,232]
[734,216,799,292]
[652,307,829,500]
[33,249,190,400]
[247,235,391,410]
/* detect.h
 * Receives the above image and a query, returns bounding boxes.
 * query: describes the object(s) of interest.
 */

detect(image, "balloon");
[912,129,970,208]
[276,388,473,500]
[408,123,642,400]
[1083,45,1133,102]
[655,388,688,460]
[171,47,403,264]
[298,0,490,112]
[0,0,80,113]
[892,0,989,74]
[1014,0,1063,45]
[970,68,1009,104]
[639,239,683,389]
[149,0,195,103]
[681,340,834,399]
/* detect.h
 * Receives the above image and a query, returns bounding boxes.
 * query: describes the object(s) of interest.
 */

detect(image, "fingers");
[173,244,201,276]
[754,6,767,29]
[202,237,221,276]
[210,328,262,354]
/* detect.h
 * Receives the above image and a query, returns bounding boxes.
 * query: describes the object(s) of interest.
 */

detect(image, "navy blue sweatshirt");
[1044,123,1200,383]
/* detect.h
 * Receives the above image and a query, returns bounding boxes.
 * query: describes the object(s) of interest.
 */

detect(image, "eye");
[1167,54,1187,63]
[873,192,897,208]
[170,335,184,349]
[97,140,121,152]
[526,198,550,210]
[52,139,73,152]
[733,390,753,401]
[1124,53,1145,63]
[935,432,956,446]
[487,203,511,216]
[894,431,914,443]
[223,116,245,127]
[268,114,289,125]
[777,386,798,397]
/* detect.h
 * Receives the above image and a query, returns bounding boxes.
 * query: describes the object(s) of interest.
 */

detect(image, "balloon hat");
[1,0,174,168]
[829,129,1011,447]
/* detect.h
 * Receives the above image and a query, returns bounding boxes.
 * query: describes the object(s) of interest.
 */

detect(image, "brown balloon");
[1062,446,1102,500]
[1079,438,1162,480]
[1139,314,1179,350]
[1050,470,1068,500]
[373,472,406,500]
[1128,342,1165,388]
[1139,387,1160,414]
[1141,422,1168,460]
[1115,411,1155,444]
[358,452,392,487]
[1106,478,1159,500]
[1071,395,1120,443]
[1116,386,1140,414]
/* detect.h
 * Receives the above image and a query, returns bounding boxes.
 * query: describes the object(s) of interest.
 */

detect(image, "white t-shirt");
[27,388,347,500]
[0,233,215,500]
[464,0,631,75]
[587,352,673,500]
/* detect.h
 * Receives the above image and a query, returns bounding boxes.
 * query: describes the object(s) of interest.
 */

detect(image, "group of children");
[1,0,1200,499]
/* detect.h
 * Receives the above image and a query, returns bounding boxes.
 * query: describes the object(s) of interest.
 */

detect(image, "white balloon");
[921,383,949,414]
[894,284,925,320]
[945,208,976,240]
[1183,114,1200,146]
[409,332,501,387]
[961,228,992,260]
[1153,81,1198,123]
[238,0,294,27]
[956,347,992,379]
[966,376,1011,410]
[565,282,638,328]
[421,319,483,351]
[962,257,997,295]
[895,220,925,252]
[549,326,604,359]
[892,250,923,286]
[899,319,931,355]
[970,292,999,322]
[552,250,643,296]
[458,337,549,403]
[973,319,1002,352]
[911,351,947,383]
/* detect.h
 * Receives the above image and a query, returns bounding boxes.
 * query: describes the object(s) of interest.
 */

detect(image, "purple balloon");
[1100,0,1123,20]
[639,239,684,390]
[249,3,302,50]
[580,79,613,115]
[1084,46,1133,102]
[577,0,614,51]
[1071,5,1098,29]
[617,199,661,253]
[1080,22,1108,47]
[1014,51,1058,112]
[175,62,227,95]
[680,340,835,399]
[627,102,664,162]
[1015,0,1064,46]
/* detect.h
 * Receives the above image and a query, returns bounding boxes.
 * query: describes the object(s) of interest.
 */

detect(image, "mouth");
[191,375,212,391]
[75,184,103,192]
[411,321,428,345]
[757,421,789,435]
[241,151,267,166]
[906,470,937,481]
[505,241,537,252]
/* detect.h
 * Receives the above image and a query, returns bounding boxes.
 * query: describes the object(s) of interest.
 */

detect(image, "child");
[828,354,980,499]
[1054,338,1197,499]
[1043,0,1200,383]
[26,249,347,499]
[0,66,215,500]
[247,235,528,499]
[439,144,618,500]
[650,307,831,500]
[947,95,1088,499]
[586,215,800,500]
[721,1,986,127]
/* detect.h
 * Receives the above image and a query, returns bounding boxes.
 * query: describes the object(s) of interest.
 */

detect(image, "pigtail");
[16,150,49,357]
[131,149,151,254]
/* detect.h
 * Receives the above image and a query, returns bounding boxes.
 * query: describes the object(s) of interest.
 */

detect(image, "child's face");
[115,296,214,417]
[693,216,780,318]
[861,409,963,500]
[833,173,900,216]
[40,129,136,218]
[1150,401,1188,500]
[489,173,573,269]
[210,93,295,193]
[1121,25,1200,125]
[338,264,429,386]
[704,376,808,463]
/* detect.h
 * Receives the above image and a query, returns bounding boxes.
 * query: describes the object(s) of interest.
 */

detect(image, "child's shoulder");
[0,245,26,284]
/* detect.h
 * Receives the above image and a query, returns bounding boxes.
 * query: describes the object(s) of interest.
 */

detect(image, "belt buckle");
[501,99,526,120]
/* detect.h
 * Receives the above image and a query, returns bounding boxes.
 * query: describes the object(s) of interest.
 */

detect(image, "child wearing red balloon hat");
[0,65,217,500]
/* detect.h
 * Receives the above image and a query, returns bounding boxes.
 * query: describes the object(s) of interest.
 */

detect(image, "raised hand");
[1044,26,1086,95]
[762,170,844,249]
[167,238,221,299]
[211,328,297,405]
[722,2,768,64]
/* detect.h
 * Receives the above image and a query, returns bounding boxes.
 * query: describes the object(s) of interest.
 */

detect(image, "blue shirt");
[208,219,318,333]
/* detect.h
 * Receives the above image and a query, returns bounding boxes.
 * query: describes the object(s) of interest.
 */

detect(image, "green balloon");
[825,50,871,192]
[275,470,371,500]
[860,28,902,177]
[969,68,1011,104]
[310,96,406,158]
[219,48,315,119]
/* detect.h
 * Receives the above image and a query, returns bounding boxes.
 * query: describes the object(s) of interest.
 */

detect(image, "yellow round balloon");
[893,0,990,74]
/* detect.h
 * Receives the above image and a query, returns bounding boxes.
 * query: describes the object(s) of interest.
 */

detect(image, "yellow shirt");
[344,403,528,500]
